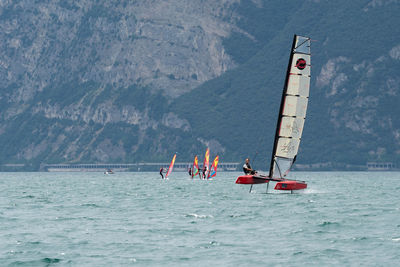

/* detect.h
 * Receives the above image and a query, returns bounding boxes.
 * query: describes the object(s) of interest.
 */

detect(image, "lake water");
[0,172,399,266]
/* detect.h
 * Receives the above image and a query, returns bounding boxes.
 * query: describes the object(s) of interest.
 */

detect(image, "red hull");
[236,175,307,191]
[274,180,307,190]
[235,175,270,184]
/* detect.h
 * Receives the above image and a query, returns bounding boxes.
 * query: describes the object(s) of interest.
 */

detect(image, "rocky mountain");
[172,0,400,169]
[0,0,399,170]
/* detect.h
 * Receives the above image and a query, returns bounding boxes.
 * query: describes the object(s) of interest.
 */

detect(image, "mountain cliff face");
[0,0,241,167]
[1,0,238,98]
[0,0,399,170]
[171,0,400,169]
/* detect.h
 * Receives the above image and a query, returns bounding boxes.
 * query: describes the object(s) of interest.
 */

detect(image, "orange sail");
[208,155,219,178]
[203,148,210,169]
[192,156,199,178]
[203,148,210,178]
[165,154,176,179]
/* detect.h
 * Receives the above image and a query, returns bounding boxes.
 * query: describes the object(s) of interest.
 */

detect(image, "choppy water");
[0,172,399,266]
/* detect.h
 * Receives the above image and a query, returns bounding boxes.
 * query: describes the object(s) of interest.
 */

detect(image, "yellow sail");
[165,154,176,179]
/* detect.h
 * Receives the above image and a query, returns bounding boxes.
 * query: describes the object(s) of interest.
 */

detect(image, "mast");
[269,35,297,177]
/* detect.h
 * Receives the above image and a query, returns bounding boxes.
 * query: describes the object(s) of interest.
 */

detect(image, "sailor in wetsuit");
[243,158,256,175]
[159,167,164,179]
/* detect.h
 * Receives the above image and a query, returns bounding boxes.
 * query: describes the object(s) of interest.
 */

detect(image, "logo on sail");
[281,140,295,154]
[296,58,307,70]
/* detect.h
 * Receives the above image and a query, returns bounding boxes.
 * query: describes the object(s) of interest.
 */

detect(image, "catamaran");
[236,34,311,193]
[165,153,176,179]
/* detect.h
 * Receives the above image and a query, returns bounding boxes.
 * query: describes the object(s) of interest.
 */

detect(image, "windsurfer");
[160,167,164,179]
[188,167,192,177]
[202,166,206,179]
[243,158,256,175]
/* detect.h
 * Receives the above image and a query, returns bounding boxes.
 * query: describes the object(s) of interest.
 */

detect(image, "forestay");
[269,35,311,178]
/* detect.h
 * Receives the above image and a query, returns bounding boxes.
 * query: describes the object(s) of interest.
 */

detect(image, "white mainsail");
[269,35,311,178]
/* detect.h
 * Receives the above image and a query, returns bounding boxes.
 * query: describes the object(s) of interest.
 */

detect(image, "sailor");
[160,167,164,179]
[188,167,192,177]
[202,166,206,179]
[243,158,256,175]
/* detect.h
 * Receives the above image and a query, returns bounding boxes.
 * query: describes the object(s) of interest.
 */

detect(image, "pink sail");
[192,155,199,178]
[208,155,219,178]
[165,154,176,179]
[202,148,210,178]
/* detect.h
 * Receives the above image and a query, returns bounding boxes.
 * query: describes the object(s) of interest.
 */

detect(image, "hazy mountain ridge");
[171,0,400,169]
[0,0,244,167]
[0,0,399,170]
[0,0,240,100]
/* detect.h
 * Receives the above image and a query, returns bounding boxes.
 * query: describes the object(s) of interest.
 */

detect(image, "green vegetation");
[0,0,399,170]
[171,0,400,168]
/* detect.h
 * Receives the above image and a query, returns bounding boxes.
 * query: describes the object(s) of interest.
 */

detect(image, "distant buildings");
[366,162,396,171]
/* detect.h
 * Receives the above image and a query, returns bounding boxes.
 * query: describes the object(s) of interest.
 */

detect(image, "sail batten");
[269,35,311,179]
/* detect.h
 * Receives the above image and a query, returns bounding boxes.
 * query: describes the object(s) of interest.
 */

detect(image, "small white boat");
[104,169,114,174]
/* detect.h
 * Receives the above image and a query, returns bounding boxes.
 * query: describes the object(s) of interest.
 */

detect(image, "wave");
[228,214,246,218]
[197,240,220,249]
[80,203,101,208]
[351,236,368,241]
[318,221,340,227]
[10,258,61,266]
[21,195,35,199]
[185,213,213,219]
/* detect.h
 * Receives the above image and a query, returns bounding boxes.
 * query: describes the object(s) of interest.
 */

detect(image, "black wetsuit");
[243,163,255,175]
[160,168,164,179]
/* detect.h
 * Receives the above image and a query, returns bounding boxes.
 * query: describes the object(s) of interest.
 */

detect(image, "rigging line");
[294,37,310,50]
[275,158,283,179]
